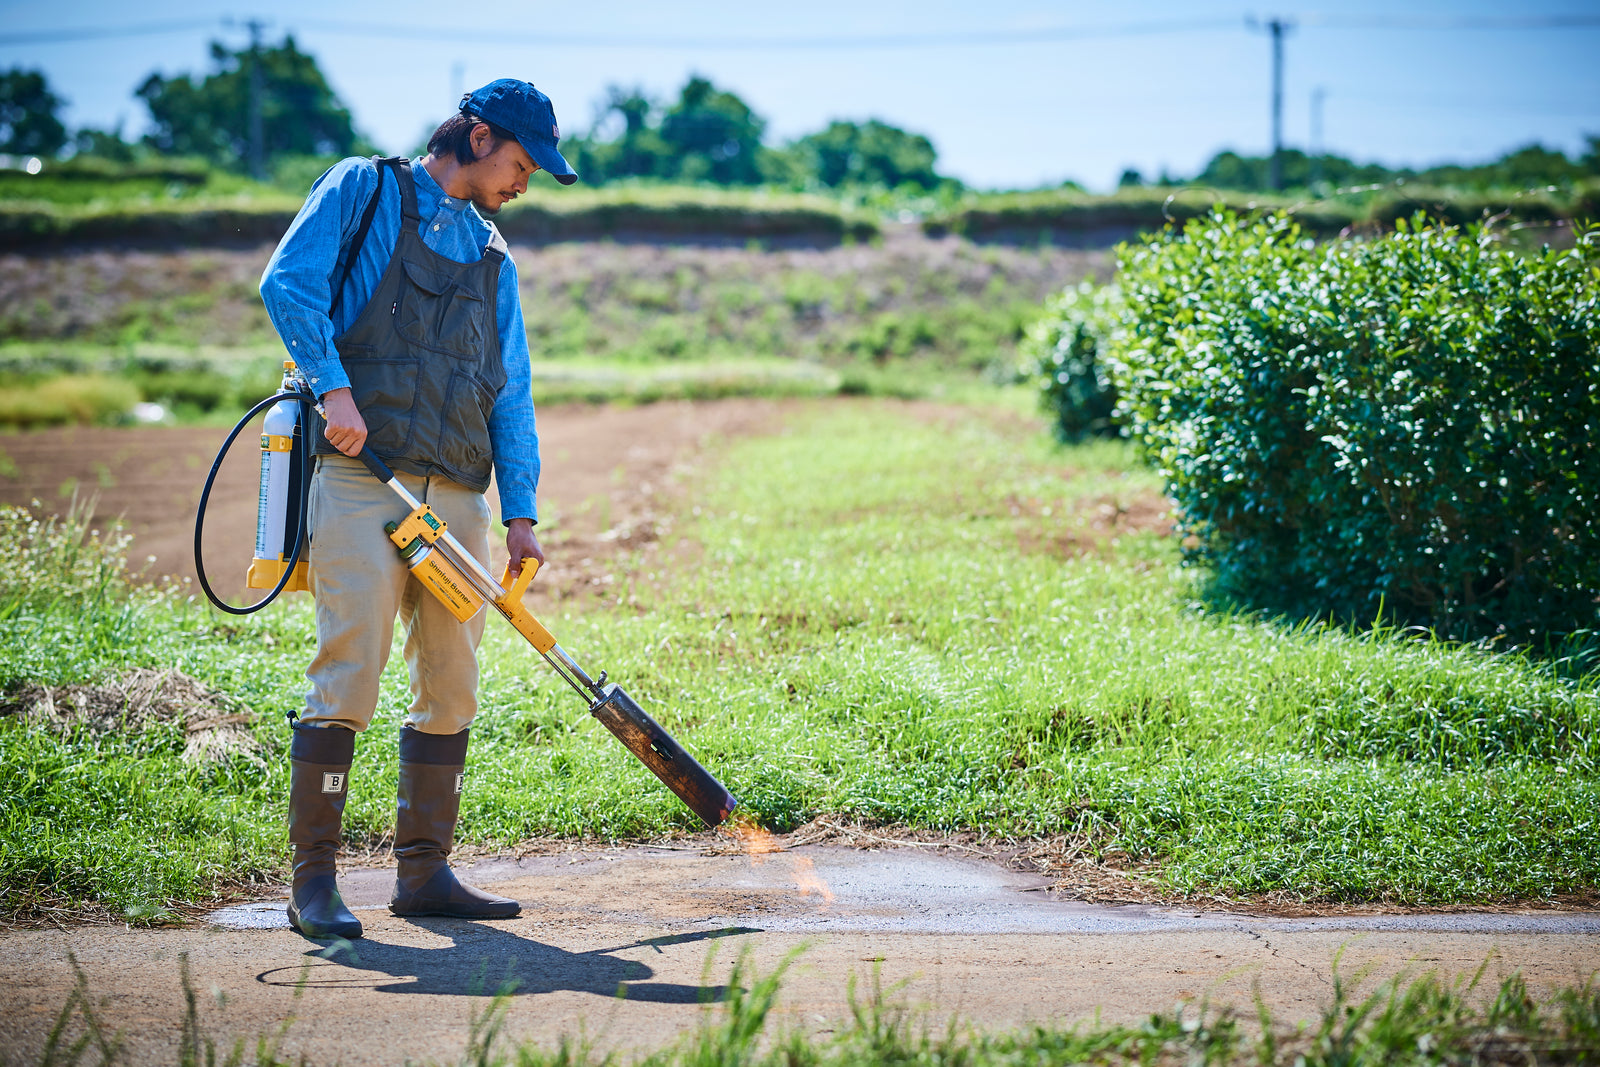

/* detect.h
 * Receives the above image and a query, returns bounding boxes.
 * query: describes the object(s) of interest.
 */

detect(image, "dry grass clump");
[0,666,264,767]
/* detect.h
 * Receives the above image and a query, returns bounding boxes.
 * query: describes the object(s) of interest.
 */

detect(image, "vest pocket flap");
[401,257,482,301]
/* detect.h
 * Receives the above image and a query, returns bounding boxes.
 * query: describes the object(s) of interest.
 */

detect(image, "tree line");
[2,34,1596,195]
[1114,142,1600,194]
[0,36,953,194]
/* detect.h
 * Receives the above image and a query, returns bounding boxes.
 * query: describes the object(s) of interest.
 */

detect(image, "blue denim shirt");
[259,157,538,524]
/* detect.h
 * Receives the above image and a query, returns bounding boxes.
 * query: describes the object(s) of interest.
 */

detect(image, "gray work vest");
[313,157,508,493]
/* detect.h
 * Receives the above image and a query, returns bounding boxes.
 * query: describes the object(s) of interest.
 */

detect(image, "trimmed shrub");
[1019,281,1125,442]
[1112,211,1600,641]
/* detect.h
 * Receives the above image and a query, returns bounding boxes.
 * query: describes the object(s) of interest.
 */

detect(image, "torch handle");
[357,446,394,484]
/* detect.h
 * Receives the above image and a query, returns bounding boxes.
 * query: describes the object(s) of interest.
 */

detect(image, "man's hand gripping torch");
[354,445,738,830]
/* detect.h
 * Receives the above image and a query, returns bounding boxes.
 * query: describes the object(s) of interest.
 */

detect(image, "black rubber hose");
[193,390,315,615]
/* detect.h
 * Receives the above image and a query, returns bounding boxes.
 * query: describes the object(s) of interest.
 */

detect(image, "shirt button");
[433,224,441,231]
[291,340,297,346]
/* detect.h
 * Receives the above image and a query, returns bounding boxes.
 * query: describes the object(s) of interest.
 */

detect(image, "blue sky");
[1,0,1596,191]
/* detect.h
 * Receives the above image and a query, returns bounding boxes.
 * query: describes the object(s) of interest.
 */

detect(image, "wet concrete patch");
[207,845,1600,938]
[207,901,292,930]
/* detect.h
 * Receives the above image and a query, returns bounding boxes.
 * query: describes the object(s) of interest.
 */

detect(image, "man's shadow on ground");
[256,923,760,1002]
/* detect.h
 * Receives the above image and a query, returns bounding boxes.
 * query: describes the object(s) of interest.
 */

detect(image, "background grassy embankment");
[0,237,1099,427]
[924,182,1600,244]
[2,401,1596,922]
[3,159,1593,250]
[0,163,881,249]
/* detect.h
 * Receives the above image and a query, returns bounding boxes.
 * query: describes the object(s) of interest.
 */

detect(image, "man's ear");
[470,122,497,162]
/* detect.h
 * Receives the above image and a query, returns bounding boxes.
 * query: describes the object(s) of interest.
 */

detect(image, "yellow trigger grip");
[501,557,541,599]
[495,558,557,653]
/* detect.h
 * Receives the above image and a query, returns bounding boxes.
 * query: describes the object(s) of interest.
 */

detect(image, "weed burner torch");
[193,363,738,829]
[365,446,738,828]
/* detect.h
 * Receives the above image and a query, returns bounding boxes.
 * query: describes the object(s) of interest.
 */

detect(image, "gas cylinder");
[246,361,311,591]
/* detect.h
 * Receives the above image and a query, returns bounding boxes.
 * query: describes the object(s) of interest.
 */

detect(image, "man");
[259,79,578,941]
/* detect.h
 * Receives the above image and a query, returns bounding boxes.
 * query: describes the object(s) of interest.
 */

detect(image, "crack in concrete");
[1231,923,1328,985]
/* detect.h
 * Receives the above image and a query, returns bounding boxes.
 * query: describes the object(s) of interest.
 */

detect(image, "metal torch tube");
[360,449,737,828]
[380,480,506,594]
[366,450,615,706]
[377,475,608,702]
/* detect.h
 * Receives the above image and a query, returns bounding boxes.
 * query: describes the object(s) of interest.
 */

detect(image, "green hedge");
[0,186,878,249]
[495,189,878,244]
[0,199,301,247]
[1104,212,1599,640]
[928,182,1600,243]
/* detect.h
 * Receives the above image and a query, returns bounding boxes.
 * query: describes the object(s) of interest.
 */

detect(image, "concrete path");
[3,845,1597,1065]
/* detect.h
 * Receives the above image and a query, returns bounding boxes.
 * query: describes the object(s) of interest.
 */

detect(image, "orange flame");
[720,815,834,904]
[790,854,835,903]
[723,819,784,857]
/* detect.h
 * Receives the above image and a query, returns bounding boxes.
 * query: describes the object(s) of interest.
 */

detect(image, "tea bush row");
[1029,212,1600,641]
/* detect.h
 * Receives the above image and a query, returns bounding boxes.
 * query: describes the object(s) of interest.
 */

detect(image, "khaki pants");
[302,455,491,735]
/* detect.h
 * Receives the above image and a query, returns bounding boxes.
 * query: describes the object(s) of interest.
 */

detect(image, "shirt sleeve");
[258,157,379,398]
[488,251,540,525]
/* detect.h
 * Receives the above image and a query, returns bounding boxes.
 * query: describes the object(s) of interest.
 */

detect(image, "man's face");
[465,130,540,215]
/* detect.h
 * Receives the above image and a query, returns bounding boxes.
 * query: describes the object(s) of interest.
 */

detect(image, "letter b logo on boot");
[454,773,465,795]
[322,772,347,794]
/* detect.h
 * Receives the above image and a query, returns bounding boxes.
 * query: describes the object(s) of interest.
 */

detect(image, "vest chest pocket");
[438,371,496,481]
[396,257,487,359]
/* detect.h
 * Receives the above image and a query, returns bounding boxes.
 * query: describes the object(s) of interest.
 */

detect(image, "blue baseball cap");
[460,78,578,185]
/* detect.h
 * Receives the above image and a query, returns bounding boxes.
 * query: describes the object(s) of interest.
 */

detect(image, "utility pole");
[1268,17,1289,191]
[1249,16,1295,191]
[246,18,266,180]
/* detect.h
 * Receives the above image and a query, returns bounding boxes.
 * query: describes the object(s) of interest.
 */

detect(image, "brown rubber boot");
[389,726,520,919]
[286,723,363,940]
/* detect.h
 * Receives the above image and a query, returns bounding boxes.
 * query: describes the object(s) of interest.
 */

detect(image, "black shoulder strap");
[481,223,507,264]
[329,156,397,316]
[392,157,422,228]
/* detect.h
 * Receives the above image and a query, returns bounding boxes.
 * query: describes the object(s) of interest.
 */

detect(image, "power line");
[4,12,1596,50]
[1302,13,1600,30]
[286,17,1243,49]
[0,19,216,46]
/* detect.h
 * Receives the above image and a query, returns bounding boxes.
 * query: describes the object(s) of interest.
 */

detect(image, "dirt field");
[0,398,793,607]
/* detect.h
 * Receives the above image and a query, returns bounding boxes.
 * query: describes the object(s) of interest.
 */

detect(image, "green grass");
[0,345,1016,428]
[36,948,1600,1067]
[479,956,1600,1067]
[2,402,1597,922]
[0,344,288,427]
